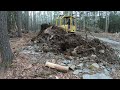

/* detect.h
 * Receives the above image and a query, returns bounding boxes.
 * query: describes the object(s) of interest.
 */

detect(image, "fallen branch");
[45,61,69,72]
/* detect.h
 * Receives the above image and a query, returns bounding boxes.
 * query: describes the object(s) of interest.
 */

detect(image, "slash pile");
[31,25,120,65]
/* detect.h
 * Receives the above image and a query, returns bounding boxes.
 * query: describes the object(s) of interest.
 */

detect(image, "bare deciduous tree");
[0,11,14,68]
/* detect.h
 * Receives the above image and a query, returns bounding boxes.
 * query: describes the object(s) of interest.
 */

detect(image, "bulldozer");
[55,15,76,33]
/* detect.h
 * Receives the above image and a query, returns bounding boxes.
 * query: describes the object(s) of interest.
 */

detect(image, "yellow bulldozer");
[55,15,76,33]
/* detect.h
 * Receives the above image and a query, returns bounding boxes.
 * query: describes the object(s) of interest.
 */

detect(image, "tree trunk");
[33,11,36,32]
[25,11,29,33]
[75,11,77,30]
[83,12,86,30]
[31,11,33,31]
[16,11,22,37]
[79,11,82,30]
[7,11,12,33]
[107,12,110,32]
[0,11,14,68]
[38,11,41,30]
[86,11,89,27]
[92,11,96,28]
[105,11,108,32]
[50,11,53,24]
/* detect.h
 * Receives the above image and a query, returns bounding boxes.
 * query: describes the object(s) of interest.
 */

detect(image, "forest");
[0,11,120,79]
[7,11,120,34]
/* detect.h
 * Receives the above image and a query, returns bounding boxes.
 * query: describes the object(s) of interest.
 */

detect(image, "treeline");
[8,11,120,34]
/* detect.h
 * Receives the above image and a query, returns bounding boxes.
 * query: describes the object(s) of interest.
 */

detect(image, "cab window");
[67,18,70,25]
[72,18,75,25]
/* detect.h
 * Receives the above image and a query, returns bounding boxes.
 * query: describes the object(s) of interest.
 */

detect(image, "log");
[45,61,69,72]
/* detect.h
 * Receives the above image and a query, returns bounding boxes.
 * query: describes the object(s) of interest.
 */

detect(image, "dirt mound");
[31,26,120,65]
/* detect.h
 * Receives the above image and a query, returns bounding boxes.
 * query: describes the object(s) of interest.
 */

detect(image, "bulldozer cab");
[56,15,76,33]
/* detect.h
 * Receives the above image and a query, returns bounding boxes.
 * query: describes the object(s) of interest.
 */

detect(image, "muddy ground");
[0,31,120,79]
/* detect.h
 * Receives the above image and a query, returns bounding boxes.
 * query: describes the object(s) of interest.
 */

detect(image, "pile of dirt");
[31,26,120,65]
